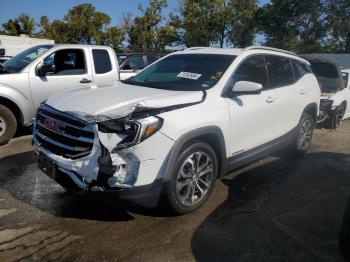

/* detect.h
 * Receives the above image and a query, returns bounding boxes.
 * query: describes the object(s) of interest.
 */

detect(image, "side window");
[147,55,158,65]
[92,49,112,74]
[230,55,268,89]
[120,56,145,70]
[292,59,312,81]
[265,55,294,88]
[43,49,86,76]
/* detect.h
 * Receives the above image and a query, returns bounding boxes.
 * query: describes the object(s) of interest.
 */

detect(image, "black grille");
[35,104,95,159]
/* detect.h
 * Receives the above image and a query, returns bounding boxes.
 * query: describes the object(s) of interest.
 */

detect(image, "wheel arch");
[163,126,228,182]
[303,102,318,122]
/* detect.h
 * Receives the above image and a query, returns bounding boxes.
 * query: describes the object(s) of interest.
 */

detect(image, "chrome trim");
[37,121,94,143]
[36,130,91,152]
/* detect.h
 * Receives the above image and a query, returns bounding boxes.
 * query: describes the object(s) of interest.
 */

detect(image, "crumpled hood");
[46,82,204,121]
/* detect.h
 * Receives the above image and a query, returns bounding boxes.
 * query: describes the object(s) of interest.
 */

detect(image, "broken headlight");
[98,116,163,149]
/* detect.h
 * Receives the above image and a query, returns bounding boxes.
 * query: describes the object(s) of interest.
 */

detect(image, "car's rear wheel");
[163,141,218,214]
[289,112,315,157]
[0,105,17,145]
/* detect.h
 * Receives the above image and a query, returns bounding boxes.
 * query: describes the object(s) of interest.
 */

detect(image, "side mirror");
[231,81,263,94]
[37,63,55,76]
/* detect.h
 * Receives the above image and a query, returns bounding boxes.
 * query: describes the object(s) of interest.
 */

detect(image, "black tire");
[163,141,218,214]
[328,102,346,129]
[340,197,350,261]
[0,104,17,145]
[289,112,315,157]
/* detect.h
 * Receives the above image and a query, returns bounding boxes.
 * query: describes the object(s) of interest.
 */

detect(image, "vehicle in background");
[301,56,350,128]
[33,46,320,214]
[0,44,119,144]
[119,53,162,80]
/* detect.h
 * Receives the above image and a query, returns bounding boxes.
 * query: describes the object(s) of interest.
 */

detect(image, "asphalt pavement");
[0,121,349,261]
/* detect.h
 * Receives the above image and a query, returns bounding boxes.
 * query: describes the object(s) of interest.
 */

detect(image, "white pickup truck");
[0,44,119,144]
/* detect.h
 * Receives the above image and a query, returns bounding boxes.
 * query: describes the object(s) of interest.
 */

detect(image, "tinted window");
[147,55,158,65]
[122,54,236,91]
[292,60,312,81]
[266,55,294,88]
[43,49,86,75]
[230,55,268,89]
[92,49,112,74]
[121,56,145,70]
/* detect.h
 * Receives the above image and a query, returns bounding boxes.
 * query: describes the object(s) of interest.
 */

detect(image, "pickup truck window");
[123,54,236,91]
[121,56,145,71]
[4,45,53,73]
[43,49,86,76]
[92,49,112,74]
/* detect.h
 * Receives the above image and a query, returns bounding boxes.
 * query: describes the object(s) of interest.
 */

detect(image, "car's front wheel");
[164,141,218,214]
[0,105,17,145]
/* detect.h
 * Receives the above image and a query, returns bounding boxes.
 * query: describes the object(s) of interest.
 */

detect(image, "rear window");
[265,55,295,88]
[292,60,312,81]
[92,49,112,74]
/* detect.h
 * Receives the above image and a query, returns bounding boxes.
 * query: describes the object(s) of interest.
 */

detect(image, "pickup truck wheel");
[328,102,346,129]
[288,113,315,157]
[0,105,17,145]
[164,142,218,214]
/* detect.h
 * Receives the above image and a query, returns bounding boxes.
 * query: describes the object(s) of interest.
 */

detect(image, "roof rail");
[185,47,206,51]
[244,46,296,56]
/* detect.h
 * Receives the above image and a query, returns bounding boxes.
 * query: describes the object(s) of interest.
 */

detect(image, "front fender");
[0,84,35,125]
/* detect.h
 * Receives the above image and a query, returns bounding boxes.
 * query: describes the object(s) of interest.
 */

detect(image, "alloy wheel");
[175,151,214,207]
[298,118,313,150]
[0,116,6,137]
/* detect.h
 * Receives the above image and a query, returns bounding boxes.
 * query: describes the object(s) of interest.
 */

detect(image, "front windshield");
[3,45,53,72]
[122,54,236,91]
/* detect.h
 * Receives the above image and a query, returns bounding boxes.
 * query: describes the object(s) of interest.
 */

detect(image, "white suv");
[33,46,320,214]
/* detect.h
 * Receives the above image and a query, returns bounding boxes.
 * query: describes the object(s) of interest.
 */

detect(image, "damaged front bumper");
[317,99,334,123]
[33,105,175,207]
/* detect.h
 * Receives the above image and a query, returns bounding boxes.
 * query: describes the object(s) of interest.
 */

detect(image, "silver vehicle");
[0,44,119,144]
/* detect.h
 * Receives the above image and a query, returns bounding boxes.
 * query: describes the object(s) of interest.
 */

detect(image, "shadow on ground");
[191,152,350,262]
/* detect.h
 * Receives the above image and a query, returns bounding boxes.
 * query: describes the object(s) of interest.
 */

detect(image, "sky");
[0,0,271,26]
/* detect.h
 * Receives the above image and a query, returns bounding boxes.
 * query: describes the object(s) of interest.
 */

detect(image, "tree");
[124,0,179,52]
[226,0,258,48]
[38,4,125,49]
[325,0,350,53]
[258,0,327,52]
[2,13,35,36]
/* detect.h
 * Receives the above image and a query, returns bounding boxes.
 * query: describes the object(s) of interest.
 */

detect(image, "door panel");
[29,48,93,108]
[225,55,279,155]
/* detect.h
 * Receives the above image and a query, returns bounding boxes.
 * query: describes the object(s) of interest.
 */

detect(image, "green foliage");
[325,0,350,53]
[2,13,35,36]
[258,0,327,52]
[123,0,179,52]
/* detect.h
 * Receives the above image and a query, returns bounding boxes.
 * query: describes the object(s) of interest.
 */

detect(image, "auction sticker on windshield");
[177,72,202,80]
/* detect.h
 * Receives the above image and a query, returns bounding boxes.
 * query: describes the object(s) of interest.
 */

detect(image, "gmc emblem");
[43,118,65,134]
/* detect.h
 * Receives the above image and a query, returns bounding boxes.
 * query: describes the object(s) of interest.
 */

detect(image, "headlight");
[320,99,333,109]
[98,116,163,149]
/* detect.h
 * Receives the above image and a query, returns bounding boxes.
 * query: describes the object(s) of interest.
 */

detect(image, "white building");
[0,34,54,56]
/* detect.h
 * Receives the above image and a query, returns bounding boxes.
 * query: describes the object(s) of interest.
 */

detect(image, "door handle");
[80,78,92,84]
[300,89,306,95]
[265,96,276,103]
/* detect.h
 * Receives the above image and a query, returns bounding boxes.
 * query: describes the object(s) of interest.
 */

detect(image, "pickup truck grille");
[35,104,94,159]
